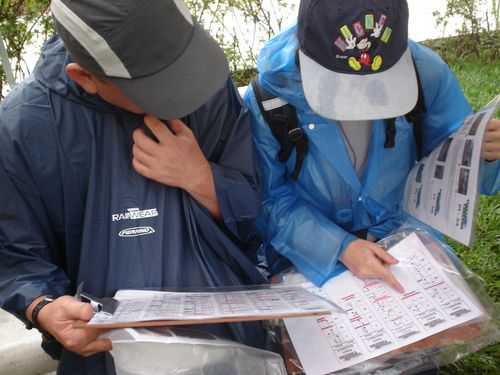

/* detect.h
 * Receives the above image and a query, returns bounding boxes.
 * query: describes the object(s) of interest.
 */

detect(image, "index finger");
[378,266,404,293]
[144,115,174,143]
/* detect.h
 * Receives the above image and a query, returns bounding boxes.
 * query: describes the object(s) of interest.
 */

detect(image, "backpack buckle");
[288,128,304,142]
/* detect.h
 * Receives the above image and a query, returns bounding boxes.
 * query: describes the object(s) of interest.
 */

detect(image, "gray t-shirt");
[338,120,372,177]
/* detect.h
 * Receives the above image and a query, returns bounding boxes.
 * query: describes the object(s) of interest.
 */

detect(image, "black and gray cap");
[51,0,229,119]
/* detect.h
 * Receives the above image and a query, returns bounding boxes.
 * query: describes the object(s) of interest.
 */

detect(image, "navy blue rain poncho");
[0,36,267,374]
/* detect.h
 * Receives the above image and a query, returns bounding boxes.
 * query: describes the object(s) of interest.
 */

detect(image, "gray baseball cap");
[51,0,229,119]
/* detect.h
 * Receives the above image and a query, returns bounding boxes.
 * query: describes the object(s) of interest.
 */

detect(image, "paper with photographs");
[404,94,500,246]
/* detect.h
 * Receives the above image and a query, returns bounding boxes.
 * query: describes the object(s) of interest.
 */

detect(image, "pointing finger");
[378,266,404,293]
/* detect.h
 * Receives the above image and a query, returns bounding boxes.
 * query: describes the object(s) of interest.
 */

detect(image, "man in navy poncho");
[0,0,266,373]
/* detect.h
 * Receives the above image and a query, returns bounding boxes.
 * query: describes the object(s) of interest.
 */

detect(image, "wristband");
[31,296,56,340]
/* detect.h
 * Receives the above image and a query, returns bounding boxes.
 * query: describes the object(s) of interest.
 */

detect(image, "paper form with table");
[77,285,335,329]
[404,94,500,247]
[284,233,486,375]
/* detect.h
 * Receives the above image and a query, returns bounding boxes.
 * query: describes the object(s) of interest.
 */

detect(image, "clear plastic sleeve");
[267,226,499,374]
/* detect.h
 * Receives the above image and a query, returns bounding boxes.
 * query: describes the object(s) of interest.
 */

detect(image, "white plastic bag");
[104,326,286,375]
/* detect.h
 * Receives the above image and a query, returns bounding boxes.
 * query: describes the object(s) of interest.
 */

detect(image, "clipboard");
[73,310,332,329]
[73,285,342,330]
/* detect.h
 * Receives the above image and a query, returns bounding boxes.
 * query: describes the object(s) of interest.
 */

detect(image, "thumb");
[166,119,189,135]
[62,298,94,321]
[79,303,94,321]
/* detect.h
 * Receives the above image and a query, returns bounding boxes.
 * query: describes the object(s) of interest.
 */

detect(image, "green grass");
[435,54,500,374]
[440,195,500,374]
[448,58,500,115]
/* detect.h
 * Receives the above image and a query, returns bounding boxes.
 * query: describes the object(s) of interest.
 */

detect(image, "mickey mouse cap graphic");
[296,0,418,121]
[335,13,391,72]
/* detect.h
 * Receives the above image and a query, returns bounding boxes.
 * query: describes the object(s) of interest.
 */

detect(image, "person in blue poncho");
[0,0,267,374]
[244,0,500,292]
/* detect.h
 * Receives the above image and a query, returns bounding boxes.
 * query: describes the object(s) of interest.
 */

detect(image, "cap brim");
[111,21,229,119]
[299,47,418,121]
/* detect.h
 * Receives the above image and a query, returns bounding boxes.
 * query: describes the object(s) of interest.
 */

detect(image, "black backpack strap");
[384,58,426,160]
[405,62,426,161]
[384,118,397,148]
[251,77,308,180]
[287,108,308,180]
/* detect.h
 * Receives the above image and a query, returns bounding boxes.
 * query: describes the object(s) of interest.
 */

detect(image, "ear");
[66,63,98,94]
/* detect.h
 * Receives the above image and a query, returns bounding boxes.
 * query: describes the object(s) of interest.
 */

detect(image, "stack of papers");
[284,233,485,374]
[77,285,334,328]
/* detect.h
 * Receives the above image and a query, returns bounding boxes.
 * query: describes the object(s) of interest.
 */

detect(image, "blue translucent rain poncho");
[244,23,500,287]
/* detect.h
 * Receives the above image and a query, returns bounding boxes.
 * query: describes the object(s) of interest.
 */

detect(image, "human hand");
[340,239,404,293]
[36,296,111,356]
[132,116,212,192]
[132,116,221,218]
[483,118,500,161]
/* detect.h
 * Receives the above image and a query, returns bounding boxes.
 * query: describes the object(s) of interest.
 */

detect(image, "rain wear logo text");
[112,207,158,222]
